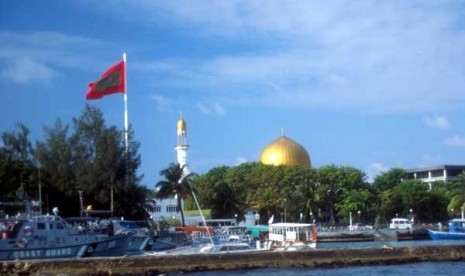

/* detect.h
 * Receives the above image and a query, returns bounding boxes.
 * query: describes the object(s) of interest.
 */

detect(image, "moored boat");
[199,242,256,253]
[428,218,465,240]
[150,230,193,251]
[267,222,317,250]
[0,211,132,260]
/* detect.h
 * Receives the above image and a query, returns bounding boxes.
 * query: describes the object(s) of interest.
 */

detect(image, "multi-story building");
[405,165,465,189]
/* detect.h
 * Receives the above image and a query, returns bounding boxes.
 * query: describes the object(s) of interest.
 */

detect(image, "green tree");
[155,163,196,226]
[315,165,366,224]
[34,105,145,218]
[0,123,38,210]
[387,180,448,222]
[336,188,375,224]
[0,123,34,161]
[35,119,76,214]
[372,168,407,191]
[69,105,145,217]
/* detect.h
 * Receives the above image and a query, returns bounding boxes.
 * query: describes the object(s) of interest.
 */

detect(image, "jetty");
[1,244,465,275]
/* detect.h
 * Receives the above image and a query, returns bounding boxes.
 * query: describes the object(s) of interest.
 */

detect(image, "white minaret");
[175,112,190,174]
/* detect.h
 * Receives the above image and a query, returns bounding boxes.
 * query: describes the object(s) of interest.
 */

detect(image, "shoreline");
[1,244,465,275]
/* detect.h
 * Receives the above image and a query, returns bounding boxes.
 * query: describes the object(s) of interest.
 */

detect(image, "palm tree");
[155,163,196,226]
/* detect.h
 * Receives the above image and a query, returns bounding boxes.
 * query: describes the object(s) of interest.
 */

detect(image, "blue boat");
[428,218,465,240]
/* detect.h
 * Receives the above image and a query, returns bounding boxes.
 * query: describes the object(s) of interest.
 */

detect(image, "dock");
[1,244,465,275]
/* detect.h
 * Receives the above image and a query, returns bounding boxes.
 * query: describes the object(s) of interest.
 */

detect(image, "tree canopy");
[190,163,460,225]
[0,105,148,219]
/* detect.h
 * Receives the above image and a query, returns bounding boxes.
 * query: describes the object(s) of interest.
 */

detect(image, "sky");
[1,0,464,187]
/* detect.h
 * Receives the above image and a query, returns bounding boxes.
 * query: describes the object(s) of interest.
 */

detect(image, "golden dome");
[259,135,311,168]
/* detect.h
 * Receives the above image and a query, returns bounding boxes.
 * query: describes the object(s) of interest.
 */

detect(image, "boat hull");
[427,229,465,240]
[0,234,130,261]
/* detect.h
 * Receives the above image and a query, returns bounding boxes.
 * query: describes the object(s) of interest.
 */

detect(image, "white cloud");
[365,162,389,183]
[116,1,465,114]
[445,135,465,147]
[151,94,172,111]
[0,31,117,74]
[234,156,248,165]
[196,102,226,116]
[4,3,465,114]
[1,58,54,84]
[423,115,450,130]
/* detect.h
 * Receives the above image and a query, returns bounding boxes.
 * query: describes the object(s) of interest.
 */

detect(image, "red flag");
[86,61,125,100]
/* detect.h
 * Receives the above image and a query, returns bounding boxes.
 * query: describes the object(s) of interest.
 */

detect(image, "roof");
[406,164,465,173]
[270,222,315,227]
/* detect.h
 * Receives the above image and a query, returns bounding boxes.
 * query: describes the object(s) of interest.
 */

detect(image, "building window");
[166,206,179,213]
[154,206,161,212]
[431,170,444,178]
[416,172,429,179]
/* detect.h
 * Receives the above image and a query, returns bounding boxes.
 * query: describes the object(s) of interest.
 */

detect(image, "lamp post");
[284,199,287,223]
[255,213,260,225]
[357,210,361,224]
[409,208,413,224]
[300,212,303,222]
[235,213,238,225]
[451,208,454,218]
[309,212,313,223]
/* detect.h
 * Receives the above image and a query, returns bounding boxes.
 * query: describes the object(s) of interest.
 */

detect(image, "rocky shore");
[1,244,465,275]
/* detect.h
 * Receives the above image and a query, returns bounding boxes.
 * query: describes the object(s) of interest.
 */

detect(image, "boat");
[428,218,465,240]
[150,230,193,251]
[267,223,317,251]
[199,242,256,253]
[0,210,132,260]
[389,218,413,229]
[175,226,219,246]
[218,226,251,243]
[109,219,152,252]
[246,225,269,240]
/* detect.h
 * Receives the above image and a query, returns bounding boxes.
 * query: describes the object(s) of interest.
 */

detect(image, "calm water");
[185,262,465,276]
[315,239,465,250]
[181,240,465,276]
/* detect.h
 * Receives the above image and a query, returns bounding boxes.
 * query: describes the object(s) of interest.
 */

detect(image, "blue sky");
[1,0,464,187]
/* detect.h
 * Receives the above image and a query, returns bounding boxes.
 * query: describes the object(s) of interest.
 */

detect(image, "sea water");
[185,262,465,276]
[182,240,465,276]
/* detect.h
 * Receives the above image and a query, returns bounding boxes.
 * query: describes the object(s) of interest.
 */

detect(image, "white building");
[406,165,465,189]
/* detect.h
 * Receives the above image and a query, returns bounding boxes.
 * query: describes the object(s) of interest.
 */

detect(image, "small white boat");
[389,218,413,230]
[268,222,317,251]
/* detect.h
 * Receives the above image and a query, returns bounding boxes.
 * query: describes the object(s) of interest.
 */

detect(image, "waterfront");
[316,239,465,250]
[3,240,464,275]
[182,240,465,275]
[185,262,465,276]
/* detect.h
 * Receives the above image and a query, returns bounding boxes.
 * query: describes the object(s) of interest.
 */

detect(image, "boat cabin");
[389,218,412,230]
[449,219,465,233]
[269,223,317,243]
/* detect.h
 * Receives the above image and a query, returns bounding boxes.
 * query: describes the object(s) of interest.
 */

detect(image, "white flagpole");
[123,53,129,186]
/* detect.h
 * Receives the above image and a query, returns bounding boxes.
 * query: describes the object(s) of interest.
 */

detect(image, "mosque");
[145,115,312,225]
